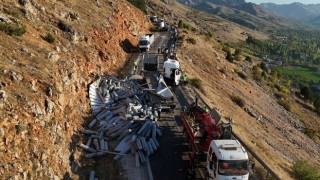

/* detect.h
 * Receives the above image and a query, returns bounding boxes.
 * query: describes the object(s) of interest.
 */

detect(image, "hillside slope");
[149,0,320,179]
[0,0,149,179]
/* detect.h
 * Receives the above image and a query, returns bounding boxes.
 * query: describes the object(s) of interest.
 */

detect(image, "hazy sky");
[246,0,320,4]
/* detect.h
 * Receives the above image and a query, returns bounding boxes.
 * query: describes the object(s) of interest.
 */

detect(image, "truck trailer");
[163,58,181,85]
[138,34,155,52]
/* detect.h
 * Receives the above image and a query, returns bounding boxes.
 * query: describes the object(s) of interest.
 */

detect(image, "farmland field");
[277,66,320,85]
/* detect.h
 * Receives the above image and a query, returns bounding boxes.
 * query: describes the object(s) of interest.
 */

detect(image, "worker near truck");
[182,74,188,85]
[133,61,138,74]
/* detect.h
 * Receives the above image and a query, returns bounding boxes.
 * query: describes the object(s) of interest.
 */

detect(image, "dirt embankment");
[147,1,320,179]
[176,32,320,179]
[0,0,149,179]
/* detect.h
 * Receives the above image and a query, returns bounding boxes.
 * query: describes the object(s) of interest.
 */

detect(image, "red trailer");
[180,101,232,169]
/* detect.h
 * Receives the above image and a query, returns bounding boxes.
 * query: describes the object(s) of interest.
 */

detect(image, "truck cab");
[207,140,249,180]
[138,34,155,52]
[163,59,181,85]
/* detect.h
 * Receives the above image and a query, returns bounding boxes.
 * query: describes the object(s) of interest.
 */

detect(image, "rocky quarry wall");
[0,0,149,179]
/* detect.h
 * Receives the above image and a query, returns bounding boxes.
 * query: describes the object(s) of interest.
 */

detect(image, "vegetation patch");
[42,33,55,43]
[292,160,320,180]
[304,128,317,139]
[236,71,247,80]
[252,66,264,81]
[187,37,196,44]
[245,56,253,63]
[183,23,194,31]
[277,67,320,85]
[278,99,294,112]
[300,85,313,100]
[127,0,146,13]
[226,51,234,63]
[275,84,289,94]
[206,31,214,38]
[231,95,245,107]
[314,97,320,114]
[190,78,202,89]
[0,22,26,36]
[274,92,287,100]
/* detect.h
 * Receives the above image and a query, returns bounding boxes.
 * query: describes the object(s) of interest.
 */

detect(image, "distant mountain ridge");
[260,2,320,25]
[179,0,255,13]
[177,0,289,30]
[181,0,247,7]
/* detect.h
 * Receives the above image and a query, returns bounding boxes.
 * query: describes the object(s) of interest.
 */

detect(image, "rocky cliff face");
[0,0,149,179]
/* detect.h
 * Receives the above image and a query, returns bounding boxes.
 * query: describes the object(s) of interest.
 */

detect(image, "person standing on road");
[133,61,138,74]
[182,74,188,85]
[158,47,161,54]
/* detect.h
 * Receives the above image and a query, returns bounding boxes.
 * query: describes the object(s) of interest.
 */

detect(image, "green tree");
[300,86,313,100]
[226,51,234,63]
[259,62,268,72]
[245,56,252,63]
[178,20,183,28]
[252,65,263,81]
[235,49,242,56]
[314,96,320,113]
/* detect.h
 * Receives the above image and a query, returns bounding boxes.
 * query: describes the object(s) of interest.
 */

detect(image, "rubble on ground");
[80,75,165,167]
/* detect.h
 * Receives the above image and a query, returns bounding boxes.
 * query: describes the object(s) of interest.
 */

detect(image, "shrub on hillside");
[190,78,202,89]
[275,84,289,94]
[314,96,320,114]
[226,51,234,63]
[278,99,294,112]
[235,49,242,56]
[245,56,253,63]
[187,37,196,44]
[178,20,183,28]
[231,96,245,107]
[235,54,242,61]
[259,62,268,72]
[222,46,230,53]
[237,71,248,80]
[127,0,146,13]
[183,23,193,30]
[292,160,319,180]
[0,22,26,36]
[207,31,214,38]
[274,92,287,100]
[43,33,55,43]
[300,85,313,100]
[304,128,316,139]
[252,65,263,81]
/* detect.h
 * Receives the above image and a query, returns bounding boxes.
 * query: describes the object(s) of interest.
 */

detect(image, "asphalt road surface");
[140,30,206,180]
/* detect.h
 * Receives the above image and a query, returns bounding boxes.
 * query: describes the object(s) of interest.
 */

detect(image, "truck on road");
[163,58,181,85]
[181,101,249,180]
[139,34,155,52]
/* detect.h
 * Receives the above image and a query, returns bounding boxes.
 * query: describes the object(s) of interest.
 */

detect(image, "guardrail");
[192,88,281,180]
